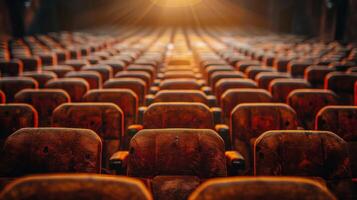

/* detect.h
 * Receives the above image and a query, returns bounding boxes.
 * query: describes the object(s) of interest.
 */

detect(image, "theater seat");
[0,174,152,200]
[83,88,138,131]
[0,60,23,76]
[146,90,216,107]
[287,89,338,129]
[0,77,38,102]
[52,103,124,168]
[316,106,357,178]
[0,104,38,148]
[110,129,244,200]
[215,78,258,103]
[269,78,311,102]
[157,79,204,90]
[0,128,102,180]
[254,130,353,200]
[209,71,245,89]
[64,59,90,71]
[115,71,152,89]
[231,103,298,174]
[131,102,230,149]
[22,71,57,88]
[104,78,146,106]
[304,65,334,88]
[45,78,89,102]
[82,65,113,82]
[15,89,70,127]
[43,65,74,78]
[255,72,291,89]
[325,72,357,105]
[189,177,336,200]
[221,89,272,124]
[65,71,102,89]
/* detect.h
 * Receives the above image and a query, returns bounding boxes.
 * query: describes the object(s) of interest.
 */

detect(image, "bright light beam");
[150,0,202,7]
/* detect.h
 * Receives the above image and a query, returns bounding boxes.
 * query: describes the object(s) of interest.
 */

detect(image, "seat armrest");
[110,151,129,174]
[150,86,159,95]
[127,124,143,138]
[145,94,155,106]
[138,106,147,124]
[201,86,212,95]
[225,151,245,175]
[153,79,161,86]
[207,95,217,107]
[211,107,222,124]
[215,124,231,150]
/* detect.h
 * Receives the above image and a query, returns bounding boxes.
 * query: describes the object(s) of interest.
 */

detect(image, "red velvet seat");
[43,65,74,78]
[221,89,272,124]
[0,174,152,200]
[189,177,336,200]
[287,89,338,129]
[325,72,357,105]
[22,71,57,88]
[15,89,70,127]
[255,130,352,200]
[103,78,146,106]
[82,65,113,82]
[65,71,102,89]
[0,104,38,148]
[215,78,258,103]
[0,128,102,178]
[0,59,23,76]
[0,77,38,102]
[316,106,357,178]
[255,72,291,89]
[269,78,311,102]
[52,103,124,168]
[231,103,298,174]
[45,78,89,102]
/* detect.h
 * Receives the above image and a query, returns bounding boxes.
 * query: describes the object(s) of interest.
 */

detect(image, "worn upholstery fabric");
[0,128,102,176]
[0,174,152,200]
[189,177,336,200]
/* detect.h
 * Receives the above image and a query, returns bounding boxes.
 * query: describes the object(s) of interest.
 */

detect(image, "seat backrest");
[52,103,123,167]
[287,61,313,78]
[254,130,351,180]
[0,128,102,176]
[0,60,23,76]
[210,71,244,89]
[221,89,272,124]
[65,71,102,89]
[127,129,226,178]
[315,106,357,178]
[269,78,311,102]
[15,89,70,127]
[287,89,338,129]
[255,72,290,89]
[115,71,151,88]
[245,66,275,80]
[304,65,334,88]
[325,72,357,105]
[0,77,38,102]
[215,78,258,102]
[104,78,146,106]
[0,104,38,147]
[189,177,336,200]
[143,103,214,129]
[83,89,138,129]
[153,90,209,105]
[0,174,152,200]
[43,65,74,78]
[81,65,113,82]
[45,78,89,102]
[22,71,57,88]
[231,103,298,172]
[64,59,90,71]
[160,79,202,90]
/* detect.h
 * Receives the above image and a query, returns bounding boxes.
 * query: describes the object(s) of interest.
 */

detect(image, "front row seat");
[110,129,245,200]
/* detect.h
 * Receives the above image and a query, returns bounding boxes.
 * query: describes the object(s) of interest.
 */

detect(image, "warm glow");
[151,0,202,7]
